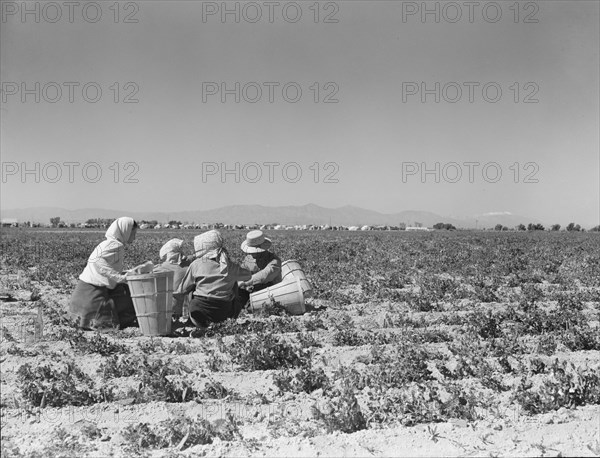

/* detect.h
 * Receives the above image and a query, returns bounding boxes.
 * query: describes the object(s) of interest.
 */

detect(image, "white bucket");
[281,260,313,298]
[249,276,306,315]
[127,270,174,336]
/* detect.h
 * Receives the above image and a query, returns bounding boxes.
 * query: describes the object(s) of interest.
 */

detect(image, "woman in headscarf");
[69,217,138,330]
[174,230,251,328]
[153,238,192,318]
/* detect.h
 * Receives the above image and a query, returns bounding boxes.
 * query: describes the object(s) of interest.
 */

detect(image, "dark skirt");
[69,280,137,330]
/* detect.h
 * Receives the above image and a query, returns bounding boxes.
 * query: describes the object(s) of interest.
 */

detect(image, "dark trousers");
[189,296,233,328]
[189,283,276,327]
[233,284,250,319]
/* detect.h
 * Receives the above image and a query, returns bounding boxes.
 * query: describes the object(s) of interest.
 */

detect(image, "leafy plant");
[123,414,240,452]
[135,359,198,403]
[67,329,129,356]
[255,298,289,317]
[513,360,600,414]
[18,362,112,407]
[198,379,234,400]
[99,354,141,379]
[296,331,322,348]
[312,380,366,433]
[100,355,198,403]
[273,362,330,394]
[220,333,310,371]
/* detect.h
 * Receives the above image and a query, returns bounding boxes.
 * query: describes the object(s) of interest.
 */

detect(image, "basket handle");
[130,292,172,299]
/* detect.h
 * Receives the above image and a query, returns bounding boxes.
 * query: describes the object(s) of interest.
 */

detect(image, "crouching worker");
[174,230,251,328]
[69,217,138,330]
[235,230,282,317]
[153,238,192,318]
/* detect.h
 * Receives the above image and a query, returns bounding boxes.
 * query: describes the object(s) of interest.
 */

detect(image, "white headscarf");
[159,238,184,264]
[194,230,229,273]
[105,217,135,244]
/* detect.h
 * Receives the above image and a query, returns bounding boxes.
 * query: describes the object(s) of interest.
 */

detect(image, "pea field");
[1,228,599,457]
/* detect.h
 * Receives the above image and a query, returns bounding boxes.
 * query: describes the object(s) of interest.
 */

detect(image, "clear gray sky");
[1,1,598,226]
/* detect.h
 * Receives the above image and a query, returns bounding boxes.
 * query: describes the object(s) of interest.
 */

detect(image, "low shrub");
[18,362,112,407]
[366,382,483,427]
[123,414,240,453]
[100,355,198,403]
[513,360,600,414]
[67,329,129,356]
[273,363,330,394]
[312,381,367,433]
[221,333,310,371]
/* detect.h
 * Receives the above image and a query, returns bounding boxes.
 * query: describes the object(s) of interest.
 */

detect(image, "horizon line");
[2,203,596,229]
[1,203,499,218]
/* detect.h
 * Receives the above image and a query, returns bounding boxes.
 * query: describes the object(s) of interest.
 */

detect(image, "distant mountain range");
[1,204,546,229]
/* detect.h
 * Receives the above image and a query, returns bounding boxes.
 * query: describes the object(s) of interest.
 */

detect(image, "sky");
[1,0,598,226]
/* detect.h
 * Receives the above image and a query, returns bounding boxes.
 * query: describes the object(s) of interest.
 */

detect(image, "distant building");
[1,218,18,227]
[406,226,431,232]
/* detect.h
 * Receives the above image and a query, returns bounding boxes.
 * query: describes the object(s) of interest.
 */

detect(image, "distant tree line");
[502,222,588,232]
[85,218,116,227]
[43,216,599,232]
[433,223,456,230]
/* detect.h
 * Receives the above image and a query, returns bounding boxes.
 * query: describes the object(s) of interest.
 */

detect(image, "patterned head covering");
[105,217,135,244]
[159,238,184,264]
[194,230,229,273]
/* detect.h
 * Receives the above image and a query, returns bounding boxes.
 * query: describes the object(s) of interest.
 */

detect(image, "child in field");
[69,217,139,330]
[153,238,192,318]
[174,230,251,328]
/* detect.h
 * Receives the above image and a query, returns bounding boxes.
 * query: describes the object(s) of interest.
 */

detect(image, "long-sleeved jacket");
[154,261,189,292]
[176,257,251,301]
[79,218,135,289]
[240,252,282,287]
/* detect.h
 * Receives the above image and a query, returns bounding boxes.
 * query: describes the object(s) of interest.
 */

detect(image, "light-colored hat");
[241,230,272,253]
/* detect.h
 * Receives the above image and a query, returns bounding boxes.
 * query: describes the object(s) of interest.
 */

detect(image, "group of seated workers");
[68,217,281,330]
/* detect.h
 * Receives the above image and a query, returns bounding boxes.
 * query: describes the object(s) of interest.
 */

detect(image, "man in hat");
[234,230,282,317]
